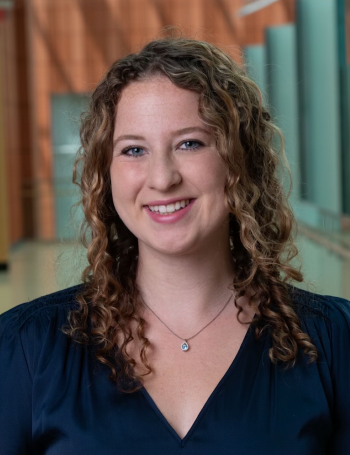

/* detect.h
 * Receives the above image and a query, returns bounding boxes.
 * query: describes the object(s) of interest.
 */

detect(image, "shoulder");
[288,285,350,326]
[0,284,86,381]
[287,285,350,366]
[0,284,84,333]
[0,284,84,355]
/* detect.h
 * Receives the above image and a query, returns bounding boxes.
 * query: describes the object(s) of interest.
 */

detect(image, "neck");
[136,238,235,329]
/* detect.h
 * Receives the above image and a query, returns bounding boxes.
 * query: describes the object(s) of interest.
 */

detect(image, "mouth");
[147,199,192,215]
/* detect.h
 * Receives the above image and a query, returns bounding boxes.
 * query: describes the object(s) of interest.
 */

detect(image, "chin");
[140,235,200,256]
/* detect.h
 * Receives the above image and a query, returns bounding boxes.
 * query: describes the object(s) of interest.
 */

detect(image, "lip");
[144,197,194,207]
[144,199,195,224]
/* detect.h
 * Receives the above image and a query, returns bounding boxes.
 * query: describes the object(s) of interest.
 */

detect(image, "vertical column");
[0,33,9,269]
[1,5,23,244]
[27,0,55,239]
[243,45,268,104]
[297,0,342,214]
[337,0,350,216]
[51,94,87,240]
[266,24,300,202]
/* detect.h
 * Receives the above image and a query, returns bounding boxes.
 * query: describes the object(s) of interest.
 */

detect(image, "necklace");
[142,293,234,352]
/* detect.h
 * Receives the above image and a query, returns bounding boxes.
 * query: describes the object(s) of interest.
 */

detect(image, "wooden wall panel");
[14,0,34,238]
[27,0,55,239]
[0,22,9,266]
[241,0,295,45]
[202,0,244,61]
[0,8,23,244]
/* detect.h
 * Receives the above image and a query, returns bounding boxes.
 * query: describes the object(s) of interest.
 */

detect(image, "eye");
[122,147,145,158]
[179,140,203,151]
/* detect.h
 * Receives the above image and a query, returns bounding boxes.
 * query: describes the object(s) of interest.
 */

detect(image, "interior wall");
[240,0,295,44]
[0,6,22,245]
[2,0,296,241]
[0,21,9,267]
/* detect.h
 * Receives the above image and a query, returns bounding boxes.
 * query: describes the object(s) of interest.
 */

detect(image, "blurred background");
[0,0,349,313]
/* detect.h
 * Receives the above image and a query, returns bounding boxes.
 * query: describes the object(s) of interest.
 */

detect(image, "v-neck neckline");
[140,322,254,447]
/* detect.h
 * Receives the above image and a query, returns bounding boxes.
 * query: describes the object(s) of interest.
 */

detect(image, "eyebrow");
[113,126,212,148]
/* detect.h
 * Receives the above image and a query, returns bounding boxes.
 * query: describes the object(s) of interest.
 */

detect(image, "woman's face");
[110,76,230,256]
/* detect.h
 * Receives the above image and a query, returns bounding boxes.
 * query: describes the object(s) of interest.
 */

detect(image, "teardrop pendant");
[181,340,189,352]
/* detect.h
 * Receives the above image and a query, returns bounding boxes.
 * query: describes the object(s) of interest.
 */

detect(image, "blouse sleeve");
[326,295,350,453]
[0,306,34,454]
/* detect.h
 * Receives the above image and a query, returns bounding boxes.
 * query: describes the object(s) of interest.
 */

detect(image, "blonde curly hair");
[63,36,317,392]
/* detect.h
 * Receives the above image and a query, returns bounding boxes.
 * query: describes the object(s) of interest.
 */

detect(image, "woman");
[1,37,350,454]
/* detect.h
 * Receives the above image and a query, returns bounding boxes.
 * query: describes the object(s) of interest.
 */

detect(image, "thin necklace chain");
[142,293,234,344]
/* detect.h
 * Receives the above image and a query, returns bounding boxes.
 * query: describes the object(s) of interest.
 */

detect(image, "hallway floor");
[0,241,87,314]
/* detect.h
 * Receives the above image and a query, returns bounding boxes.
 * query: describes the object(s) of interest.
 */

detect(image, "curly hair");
[62,36,317,392]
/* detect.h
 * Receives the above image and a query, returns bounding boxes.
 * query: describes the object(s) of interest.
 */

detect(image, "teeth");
[148,199,190,214]
[166,203,175,213]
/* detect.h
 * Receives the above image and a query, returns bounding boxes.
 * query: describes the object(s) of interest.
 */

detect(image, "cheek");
[195,160,229,223]
[196,158,227,199]
[109,163,141,212]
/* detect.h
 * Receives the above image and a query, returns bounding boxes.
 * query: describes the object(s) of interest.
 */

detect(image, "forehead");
[114,76,203,135]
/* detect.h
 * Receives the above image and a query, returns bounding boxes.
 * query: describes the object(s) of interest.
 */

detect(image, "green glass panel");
[51,94,89,240]
[337,0,350,215]
[266,24,300,202]
[244,45,268,104]
[297,0,342,214]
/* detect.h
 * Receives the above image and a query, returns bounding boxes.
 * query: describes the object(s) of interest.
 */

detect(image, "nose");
[146,152,182,191]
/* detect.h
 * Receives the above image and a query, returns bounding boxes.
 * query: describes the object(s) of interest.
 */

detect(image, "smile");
[148,199,191,215]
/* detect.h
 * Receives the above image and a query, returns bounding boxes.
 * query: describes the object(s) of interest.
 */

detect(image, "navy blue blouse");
[1,284,350,454]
